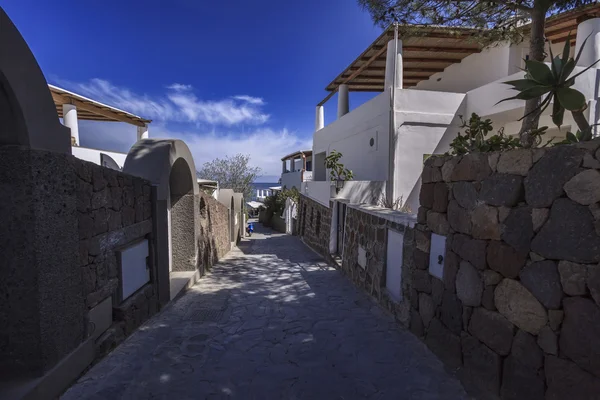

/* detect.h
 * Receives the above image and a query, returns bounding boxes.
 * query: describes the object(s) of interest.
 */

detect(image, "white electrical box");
[429,233,446,280]
[358,246,367,269]
[386,230,404,302]
[118,239,150,301]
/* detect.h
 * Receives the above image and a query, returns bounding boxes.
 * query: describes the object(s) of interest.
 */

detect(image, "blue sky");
[3,0,382,181]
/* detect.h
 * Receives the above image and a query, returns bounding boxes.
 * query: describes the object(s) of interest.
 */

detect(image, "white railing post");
[337,84,349,119]
[63,104,79,146]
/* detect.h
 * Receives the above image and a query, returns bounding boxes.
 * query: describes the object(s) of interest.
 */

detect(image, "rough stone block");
[532,199,600,263]
[519,260,563,310]
[587,264,600,307]
[564,169,600,205]
[91,187,111,210]
[462,305,473,330]
[419,293,435,328]
[583,152,600,169]
[511,329,543,370]
[558,260,588,296]
[460,333,502,397]
[431,278,444,307]
[441,290,463,335]
[92,166,107,191]
[107,209,122,231]
[468,307,514,355]
[479,174,524,207]
[501,206,533,253]
[451,153,491,182]
[524,145,585,207]
[481,286,496,311]
[560,297,600,378]
[453,234,487,270]
[79,214,94,240]
[110,187,123,211]
[452,182,478,210]
[471,204,501,240]
[487,240,527,279]
[545,355,600,400]
[494,279,547,335]
[548,309,564,332]
[432,182,448,212]
[93,208,108,236]
[500,355,545,400]
[414,229,431,253]
[425,318,462,369]
[420,183,435,209]
[447,200,471,234]
[442,156,460,182]
[412,270,432,293]
[537,325,557,355]
[86,278,118,308]
[413,249,429,270]
[456,261,483,307]
[417,207,428,224]
[422,165,442,183]
[426,211,449,235]
[531,208,549,232]
[488,152,500,172]
[497,149,533,176]
[443,251,459,293]
[122,206,136,227]
[483,270,502,286]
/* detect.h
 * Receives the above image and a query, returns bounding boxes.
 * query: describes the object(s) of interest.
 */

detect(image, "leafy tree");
[197,154,261,201]
[358,0,594,147]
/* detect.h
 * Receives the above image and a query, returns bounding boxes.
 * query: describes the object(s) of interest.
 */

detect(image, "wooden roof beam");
[318,41,389,106]
[74,100,146,127]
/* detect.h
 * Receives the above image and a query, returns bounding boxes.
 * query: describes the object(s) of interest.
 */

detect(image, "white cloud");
[232,95,265,105]
[57,78,269,126]
[153,126,311,178]
[63,78,311,179]
[166,83,193,91]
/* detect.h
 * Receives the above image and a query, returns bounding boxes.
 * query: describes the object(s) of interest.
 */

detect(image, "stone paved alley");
[63,224,468,399]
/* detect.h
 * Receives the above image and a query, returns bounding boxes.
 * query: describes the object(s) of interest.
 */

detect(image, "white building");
[280,150,313,190]
[303,5,600,212]
[50,84,151,169]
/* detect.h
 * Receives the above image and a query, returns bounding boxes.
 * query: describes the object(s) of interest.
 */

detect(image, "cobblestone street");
[63,224,468,399]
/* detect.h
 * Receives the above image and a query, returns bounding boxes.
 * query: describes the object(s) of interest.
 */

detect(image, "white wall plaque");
[358,245,367,269]
[429,233,446,280]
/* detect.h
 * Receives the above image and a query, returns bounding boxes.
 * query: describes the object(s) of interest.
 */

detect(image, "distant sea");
[250,182,278,201]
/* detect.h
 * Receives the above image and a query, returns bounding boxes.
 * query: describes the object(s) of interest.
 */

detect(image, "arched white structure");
[123,139,199,306]
[0,7,70,153]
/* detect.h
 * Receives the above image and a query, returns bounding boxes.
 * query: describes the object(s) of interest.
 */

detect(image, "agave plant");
[501,35,600,137]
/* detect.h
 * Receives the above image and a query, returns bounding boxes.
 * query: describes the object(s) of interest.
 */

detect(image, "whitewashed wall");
[313,90,391,183]
[394,89,466,211]
[72,146,127,168]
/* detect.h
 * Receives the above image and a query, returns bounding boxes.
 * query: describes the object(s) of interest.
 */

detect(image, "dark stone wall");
[73,158,159,358]
[341,206,416,326]
[196,192,231,275]
[297,194,331,258]
[413,140,600,399]
[0,147,84,378]
[0,148,160,379]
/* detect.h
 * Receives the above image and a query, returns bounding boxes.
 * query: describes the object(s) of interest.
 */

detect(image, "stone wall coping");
[347,203,417,228]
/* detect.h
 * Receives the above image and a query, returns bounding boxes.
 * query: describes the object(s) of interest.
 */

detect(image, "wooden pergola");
[50,84,151,127]
[319,3,600,106]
